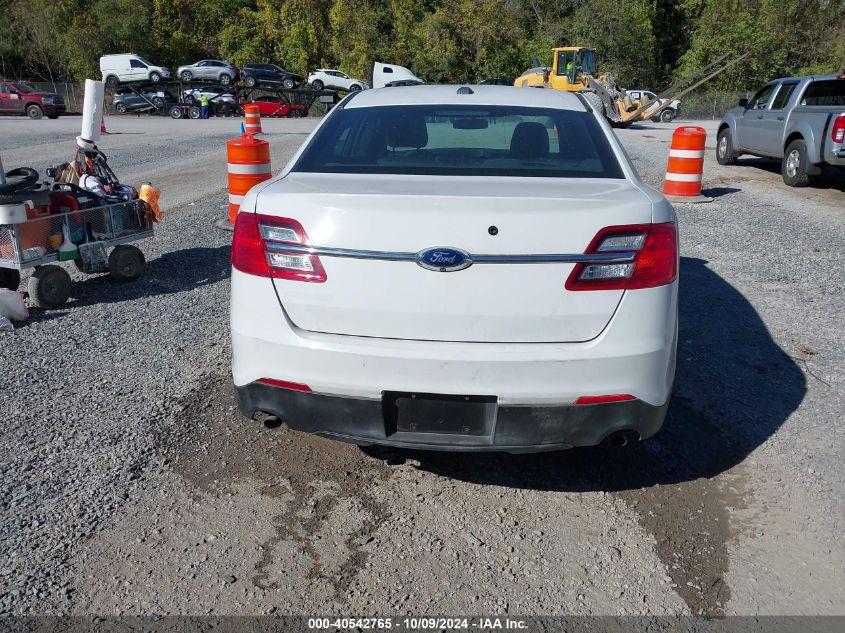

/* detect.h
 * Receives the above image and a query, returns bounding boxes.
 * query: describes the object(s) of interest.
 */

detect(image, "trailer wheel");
[0,268,20,291]
[109,245,145,282]
[660,109,675,123]
[28,265,71,309]
[169,105,183,119]
[188,106,203,120]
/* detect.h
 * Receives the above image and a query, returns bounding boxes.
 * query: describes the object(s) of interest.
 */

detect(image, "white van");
[100,54,172,87]
[372,62,424,89]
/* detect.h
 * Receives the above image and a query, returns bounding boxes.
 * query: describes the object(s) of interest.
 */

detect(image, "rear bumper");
[236,381,669,452]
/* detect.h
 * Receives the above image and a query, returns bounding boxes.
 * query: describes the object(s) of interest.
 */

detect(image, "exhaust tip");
[604,430,640,448]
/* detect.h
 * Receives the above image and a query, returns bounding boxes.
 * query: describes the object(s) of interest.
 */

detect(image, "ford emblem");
[416,247,473,272]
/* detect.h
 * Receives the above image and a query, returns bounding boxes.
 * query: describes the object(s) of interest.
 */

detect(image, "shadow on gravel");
[361,256,807,615]
[371,257,806,490]
[70,245,231,305]
[701,186,741,198]
[736,157,845,192]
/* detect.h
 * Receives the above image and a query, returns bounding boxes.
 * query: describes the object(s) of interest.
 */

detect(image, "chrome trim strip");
[264,243,637,264]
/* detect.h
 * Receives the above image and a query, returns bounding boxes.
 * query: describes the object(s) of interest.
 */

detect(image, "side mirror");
[738,98,748,108]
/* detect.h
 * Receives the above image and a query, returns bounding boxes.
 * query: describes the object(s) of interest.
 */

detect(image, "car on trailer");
[177,60,239,86]
[231,85,679,453]
[100,53,171,86]
[307,69,368,92]
[241,64,303,90]
[112,88,175,113]
[243,95,307,118]
[0,81,66,119]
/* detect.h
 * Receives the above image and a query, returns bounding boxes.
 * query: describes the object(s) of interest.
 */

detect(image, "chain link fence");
[20,81,755,122]
[678,89,755,121]
[28,82,85,112]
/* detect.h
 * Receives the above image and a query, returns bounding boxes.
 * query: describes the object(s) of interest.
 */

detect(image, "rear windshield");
[801,80,845,106]
[293,104,624,178]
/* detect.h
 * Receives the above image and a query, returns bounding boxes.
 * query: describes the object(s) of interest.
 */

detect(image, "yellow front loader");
[515,47,748,127]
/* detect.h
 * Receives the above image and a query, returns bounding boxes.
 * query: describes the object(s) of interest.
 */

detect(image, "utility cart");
[0,194,154,308]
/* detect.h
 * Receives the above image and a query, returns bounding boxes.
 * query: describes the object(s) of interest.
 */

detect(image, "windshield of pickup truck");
[801,80,845,106]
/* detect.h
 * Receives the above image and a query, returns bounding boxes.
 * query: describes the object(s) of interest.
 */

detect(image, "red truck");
[0,81,66,119]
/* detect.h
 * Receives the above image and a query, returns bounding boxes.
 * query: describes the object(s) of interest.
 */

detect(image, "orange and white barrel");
[227,133,271,223]
[663,126,708,201]
[243,104,262,135]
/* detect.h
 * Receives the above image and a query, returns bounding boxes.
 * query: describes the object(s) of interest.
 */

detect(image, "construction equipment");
[515,47,749,127]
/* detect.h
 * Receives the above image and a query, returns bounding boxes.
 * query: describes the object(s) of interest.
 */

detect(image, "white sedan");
[231,85,678,452]
[307,69,368,92]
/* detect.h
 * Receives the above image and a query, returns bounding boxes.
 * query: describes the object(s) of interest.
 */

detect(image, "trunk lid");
[256,173,653,343]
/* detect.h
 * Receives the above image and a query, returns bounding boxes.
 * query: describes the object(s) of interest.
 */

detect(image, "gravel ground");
[0,115,842,618]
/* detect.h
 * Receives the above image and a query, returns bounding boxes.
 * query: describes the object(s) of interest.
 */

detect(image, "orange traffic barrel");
[243,104,262,135]
[227,133,271,223]
[662,126,711,203]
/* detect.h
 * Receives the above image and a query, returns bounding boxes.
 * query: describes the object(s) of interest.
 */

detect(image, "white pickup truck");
[627,90,681,123]
[717,74,845,186]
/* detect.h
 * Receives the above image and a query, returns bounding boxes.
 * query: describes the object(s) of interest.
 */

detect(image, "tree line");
[1,0,843,91]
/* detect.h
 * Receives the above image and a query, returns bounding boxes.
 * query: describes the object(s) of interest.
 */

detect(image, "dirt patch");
[161,373,392,602]
[612,398,748,616]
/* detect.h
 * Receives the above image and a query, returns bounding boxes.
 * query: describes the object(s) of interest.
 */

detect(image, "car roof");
[345,84,587,110]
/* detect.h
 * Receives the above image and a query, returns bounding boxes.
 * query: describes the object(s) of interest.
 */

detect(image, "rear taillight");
[833,115,845,144]
[231,213,326,282]
[566,222,677,291]
[258,377,312,392]
[575,394,635,405]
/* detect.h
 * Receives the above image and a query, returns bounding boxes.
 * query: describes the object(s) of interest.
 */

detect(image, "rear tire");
[245,75,256,88]
[311,79,324,90]
[27,104,43,120]
[716,128,738,165]
[181,71,193,82]
[282,78,295,90]
[108,245,145,282]
[106,75,119,88]
[0,268,21,291]
[782,139,812,187]
[169,105,183,119]
[187,106,202,120]
[287,108,302,118]
[28,265,71,309]
[219,74,232,86]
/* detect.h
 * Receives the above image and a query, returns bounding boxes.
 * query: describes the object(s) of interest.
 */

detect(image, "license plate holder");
[383,392,497,441]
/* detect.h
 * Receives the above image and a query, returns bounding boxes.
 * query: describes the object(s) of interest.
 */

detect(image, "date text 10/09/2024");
[307,618,529,630]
